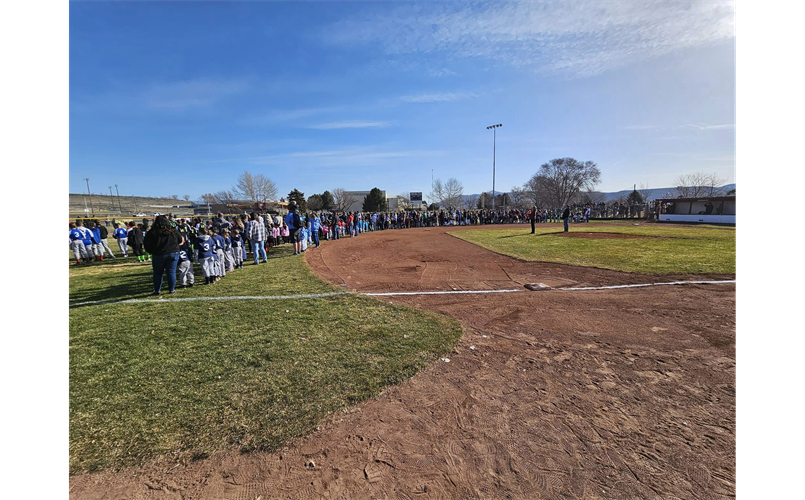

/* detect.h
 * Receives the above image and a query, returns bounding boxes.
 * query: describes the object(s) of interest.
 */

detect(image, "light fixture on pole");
[84,177,95,216]
[486,123,502,210]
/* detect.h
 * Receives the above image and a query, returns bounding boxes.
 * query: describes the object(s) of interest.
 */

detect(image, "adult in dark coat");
[561,205,571,233]
[143,215,184,295]
[127,221,145,260]
[529,206,537,234]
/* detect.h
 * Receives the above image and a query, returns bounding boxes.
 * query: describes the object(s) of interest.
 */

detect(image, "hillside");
[69,193,195,217]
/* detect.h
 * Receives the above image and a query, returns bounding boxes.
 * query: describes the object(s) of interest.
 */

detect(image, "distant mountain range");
[459,184,736,203]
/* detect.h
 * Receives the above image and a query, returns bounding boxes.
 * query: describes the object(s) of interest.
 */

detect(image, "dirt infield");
[69,224,735,499]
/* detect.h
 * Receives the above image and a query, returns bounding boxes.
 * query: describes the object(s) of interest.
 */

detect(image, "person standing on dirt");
[530,206,537,234]
[561,205,571,232]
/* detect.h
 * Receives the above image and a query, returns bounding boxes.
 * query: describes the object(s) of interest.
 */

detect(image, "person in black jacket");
[127,221,146,262]
[561,205,571,232]
[143,215,185,295]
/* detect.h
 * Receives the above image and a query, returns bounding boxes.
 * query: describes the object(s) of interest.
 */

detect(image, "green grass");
[450,223,735,274]
[70,244,462,474]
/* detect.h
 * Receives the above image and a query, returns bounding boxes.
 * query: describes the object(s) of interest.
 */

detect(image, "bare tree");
[171,194,179,200]
[674,172,726,198]
[522,173,549,209]
[396,195,412,210]
[234,170,278,203]
[536,158,601,208]
[199,193,217,205]
[463,194,479,210]
[332,188,357,212]
[430,178,463,210]
[443,178,464,210]
[183,194,191,201]
[430,179,445,208]
[213,190,237,205]
[509,186,529,209]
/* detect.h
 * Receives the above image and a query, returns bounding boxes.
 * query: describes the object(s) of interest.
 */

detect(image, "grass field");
[449,223,735,274]
[69,223,734,474]
[69,245,462,474]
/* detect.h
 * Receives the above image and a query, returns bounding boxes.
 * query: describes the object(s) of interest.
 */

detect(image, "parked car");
[134,212,146,217]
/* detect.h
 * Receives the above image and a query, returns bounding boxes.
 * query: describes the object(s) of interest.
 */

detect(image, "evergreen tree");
[362,187,388,212]
[626,189,644,205]
[307,194,324,211]
[321,190,335,210]
[287,189,307,213]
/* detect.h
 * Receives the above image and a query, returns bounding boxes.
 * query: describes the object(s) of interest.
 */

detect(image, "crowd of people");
[70,203,603,294]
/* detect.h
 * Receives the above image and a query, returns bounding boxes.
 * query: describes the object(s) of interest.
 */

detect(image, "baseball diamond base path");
[70,224,735,500]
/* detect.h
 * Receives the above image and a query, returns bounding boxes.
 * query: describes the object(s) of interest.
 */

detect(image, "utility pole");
[114,184,123,212]
[108,186,114,211]
[486,123,502,210]
[84,177,95,215]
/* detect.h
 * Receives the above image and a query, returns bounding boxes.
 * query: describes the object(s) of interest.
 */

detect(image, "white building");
[344,190,386,212]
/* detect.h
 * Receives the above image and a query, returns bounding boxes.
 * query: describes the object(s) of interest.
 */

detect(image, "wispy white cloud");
[325,0,735,77]
[683,123,735,130]
[400,92,478,103]
[428,68,459,77]
[306,121,390,130]
[144,78,250,109]
[240,147,444,168]
[244,107,344,125]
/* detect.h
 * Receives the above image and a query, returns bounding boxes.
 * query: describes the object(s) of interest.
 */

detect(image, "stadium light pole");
[486,123,502,210]
[84,177,95,215]
[114,184,123,212]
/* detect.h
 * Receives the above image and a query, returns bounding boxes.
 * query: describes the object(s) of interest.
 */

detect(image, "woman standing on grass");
[143,215,184,295]
[127,221,145,262]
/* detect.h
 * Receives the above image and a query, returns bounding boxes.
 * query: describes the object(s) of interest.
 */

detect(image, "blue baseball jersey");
[79,228,93,245]
[113,228,128,239]
[231,234,242,248]
[195,236,216,259]
[212,234,225,251]
[179,248,195,262]
[90,227,101,244]
[69,228,83,241]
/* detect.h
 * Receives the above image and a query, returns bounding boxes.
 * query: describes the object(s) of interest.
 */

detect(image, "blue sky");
[69,0,735,201]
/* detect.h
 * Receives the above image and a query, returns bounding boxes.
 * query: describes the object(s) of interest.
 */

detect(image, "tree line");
[193,161,730,213]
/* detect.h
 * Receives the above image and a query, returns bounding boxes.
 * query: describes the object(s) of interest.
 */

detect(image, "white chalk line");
[559,279,735,291]
[69,280,735,307]
[364,289,522,297]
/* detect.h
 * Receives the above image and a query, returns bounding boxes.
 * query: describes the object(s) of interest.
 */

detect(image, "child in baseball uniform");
[69,222,90,265]
[112,223,129,257]
[177,239,195,287]
[194,228,217,285]
[79,222,94,261]
[222,229,235,272]
[231,227,244,269]
[211,227,226,280]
